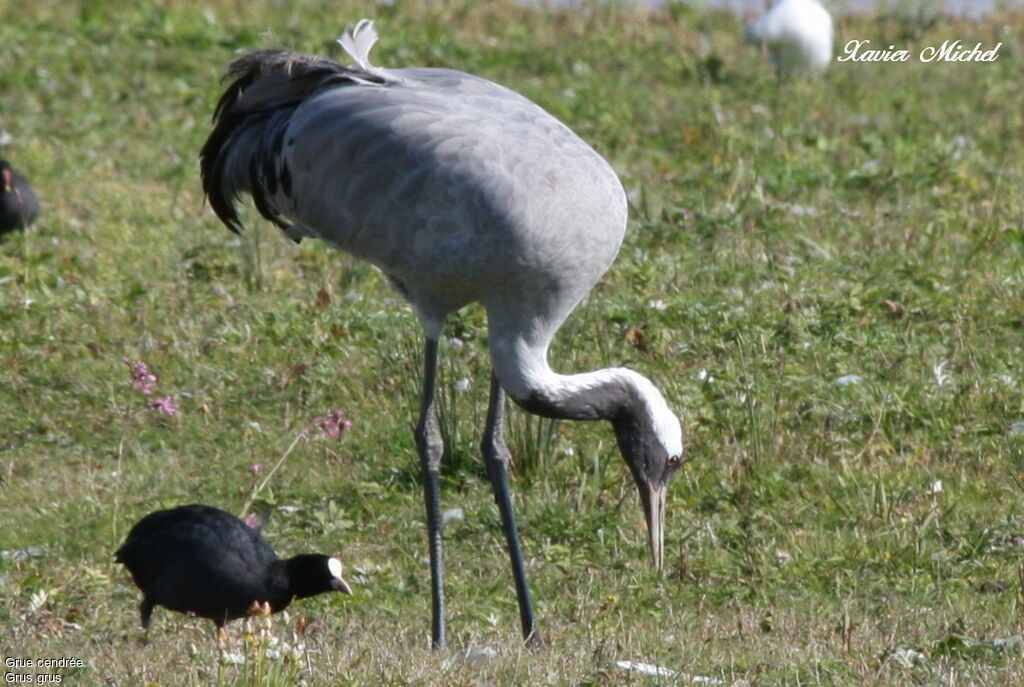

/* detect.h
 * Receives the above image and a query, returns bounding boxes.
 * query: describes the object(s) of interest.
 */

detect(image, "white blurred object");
[888,648,927,667]
[745,0,833,78]
[616,661,725,685]
[616,661,678,678]
[441,507,464,525]
[444,645,498,668]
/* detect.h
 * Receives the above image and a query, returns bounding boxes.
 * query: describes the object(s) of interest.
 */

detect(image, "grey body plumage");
[203,53,625,337]
[201,21,683,649]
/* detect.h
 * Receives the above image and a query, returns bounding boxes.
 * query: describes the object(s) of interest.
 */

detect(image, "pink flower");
[317,410,352,438]
[124,358,157,395]
[151,396,178,416]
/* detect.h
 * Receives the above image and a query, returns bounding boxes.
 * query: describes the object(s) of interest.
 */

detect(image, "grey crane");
[200,20,684,648]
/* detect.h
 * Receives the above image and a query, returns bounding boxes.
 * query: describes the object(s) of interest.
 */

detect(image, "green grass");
[2,0,1024,684]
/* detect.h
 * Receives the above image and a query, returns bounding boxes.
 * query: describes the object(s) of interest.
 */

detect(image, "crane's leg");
[415,336,446,650]
[481,372,539,646]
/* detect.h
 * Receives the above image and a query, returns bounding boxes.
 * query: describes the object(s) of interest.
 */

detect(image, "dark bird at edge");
[0,160,39,235]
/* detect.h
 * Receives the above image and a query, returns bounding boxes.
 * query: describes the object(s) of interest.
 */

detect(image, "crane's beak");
[331,576,353,595]
[640,481,667,572]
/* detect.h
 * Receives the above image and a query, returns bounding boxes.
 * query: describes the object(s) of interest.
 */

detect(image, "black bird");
[0,160,39,234]
[115,504,352,638]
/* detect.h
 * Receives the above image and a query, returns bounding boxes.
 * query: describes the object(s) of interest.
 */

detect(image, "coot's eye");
[666,454,680,468]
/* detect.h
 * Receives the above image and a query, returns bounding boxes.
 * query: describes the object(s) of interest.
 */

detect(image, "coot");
[116,504,352,636]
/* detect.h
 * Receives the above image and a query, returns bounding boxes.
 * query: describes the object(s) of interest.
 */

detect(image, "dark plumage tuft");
[199,50,388,235]
[0,160,39,235]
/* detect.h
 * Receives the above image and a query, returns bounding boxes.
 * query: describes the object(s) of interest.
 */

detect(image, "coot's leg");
[140,598,155,629]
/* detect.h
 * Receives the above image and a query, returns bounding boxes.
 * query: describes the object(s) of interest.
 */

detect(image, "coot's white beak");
[331,576,353,595]
[328,557,353,594]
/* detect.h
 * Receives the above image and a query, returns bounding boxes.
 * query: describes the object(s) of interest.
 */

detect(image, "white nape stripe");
[505,341,682,457]
[630,371,684,457]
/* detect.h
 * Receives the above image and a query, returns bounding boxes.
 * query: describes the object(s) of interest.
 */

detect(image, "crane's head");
[611,375,684,573]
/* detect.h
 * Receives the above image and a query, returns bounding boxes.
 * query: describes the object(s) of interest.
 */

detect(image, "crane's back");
[288,67,626,310]
[202,52,628,324]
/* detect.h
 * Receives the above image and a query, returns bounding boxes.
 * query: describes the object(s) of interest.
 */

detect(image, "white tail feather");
[338,19,380,71]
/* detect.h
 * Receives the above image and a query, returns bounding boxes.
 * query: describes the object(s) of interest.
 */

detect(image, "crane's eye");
[666,454,680,468]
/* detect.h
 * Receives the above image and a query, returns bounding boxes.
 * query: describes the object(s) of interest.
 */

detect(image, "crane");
[200,20,684,648]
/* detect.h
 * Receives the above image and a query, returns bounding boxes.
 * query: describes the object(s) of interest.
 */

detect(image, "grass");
[2,0,1024,684]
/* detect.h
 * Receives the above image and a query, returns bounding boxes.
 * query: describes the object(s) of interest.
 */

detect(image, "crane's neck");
[492,338,678,448]
[513,365,652,424]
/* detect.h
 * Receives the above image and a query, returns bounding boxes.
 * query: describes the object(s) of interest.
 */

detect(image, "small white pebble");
[444,646,498,669]
[616,661,678,678]
[888,648,926,667]
[788,203,816,217]
[441,507,464,525]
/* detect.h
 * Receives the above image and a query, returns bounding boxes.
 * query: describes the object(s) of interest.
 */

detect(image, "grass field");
[2,0,1024,684]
